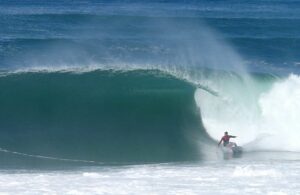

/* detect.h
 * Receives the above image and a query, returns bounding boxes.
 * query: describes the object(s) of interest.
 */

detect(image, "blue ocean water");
[1,0,300,73]
[0,1,300,194]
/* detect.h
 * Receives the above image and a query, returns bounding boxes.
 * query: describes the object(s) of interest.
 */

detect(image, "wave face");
[0,67,300,166]
[0,69,209,164]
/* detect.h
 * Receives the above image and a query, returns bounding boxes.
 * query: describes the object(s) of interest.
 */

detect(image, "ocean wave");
[0,69,209,165]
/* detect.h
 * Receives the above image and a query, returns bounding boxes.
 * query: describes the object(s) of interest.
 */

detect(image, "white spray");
[165,18,300,153]
[195,74,300,152]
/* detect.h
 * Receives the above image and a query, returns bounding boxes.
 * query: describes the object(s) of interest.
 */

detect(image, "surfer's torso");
[222,135,230,146]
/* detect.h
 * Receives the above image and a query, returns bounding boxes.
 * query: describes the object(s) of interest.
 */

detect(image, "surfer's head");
[225,131,228,135]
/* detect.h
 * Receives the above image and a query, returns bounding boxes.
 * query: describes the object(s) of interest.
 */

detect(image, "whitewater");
[195,74,300,152]
[1,160,299,195]
[0,0,300,194]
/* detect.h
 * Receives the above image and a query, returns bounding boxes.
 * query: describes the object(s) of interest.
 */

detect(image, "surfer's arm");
[218,138,223,146]
[230,135,236,138]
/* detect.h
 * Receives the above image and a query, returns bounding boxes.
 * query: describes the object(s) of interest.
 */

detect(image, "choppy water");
[1,154,300,195]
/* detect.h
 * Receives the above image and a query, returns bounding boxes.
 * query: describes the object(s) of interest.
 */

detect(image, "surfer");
[218,131,237,147]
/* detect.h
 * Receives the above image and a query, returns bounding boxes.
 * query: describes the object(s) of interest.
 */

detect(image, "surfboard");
[232,146,243,157]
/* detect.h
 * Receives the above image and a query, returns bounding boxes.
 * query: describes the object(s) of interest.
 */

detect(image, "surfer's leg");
[226,142,233,148]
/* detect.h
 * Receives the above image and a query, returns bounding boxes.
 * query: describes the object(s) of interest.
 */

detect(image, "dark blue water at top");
[1,0,300,74]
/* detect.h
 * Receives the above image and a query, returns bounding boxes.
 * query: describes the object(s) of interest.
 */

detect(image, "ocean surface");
[0,0,300,194]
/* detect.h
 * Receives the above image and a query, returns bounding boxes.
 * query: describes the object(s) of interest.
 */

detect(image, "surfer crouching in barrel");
[218,131,237,148]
